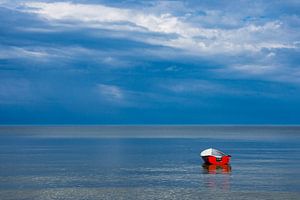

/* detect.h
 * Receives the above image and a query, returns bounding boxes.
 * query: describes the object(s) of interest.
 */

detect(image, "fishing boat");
[200,148,231,165]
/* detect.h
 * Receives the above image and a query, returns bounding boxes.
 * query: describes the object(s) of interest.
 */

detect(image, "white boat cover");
[200,148,226,158]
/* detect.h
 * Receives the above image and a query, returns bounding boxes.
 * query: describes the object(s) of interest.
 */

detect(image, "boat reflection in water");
[202,164,231,174]
[202,164,231,190]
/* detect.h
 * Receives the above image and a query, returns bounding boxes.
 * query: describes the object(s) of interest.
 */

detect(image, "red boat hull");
[202,155,231,165]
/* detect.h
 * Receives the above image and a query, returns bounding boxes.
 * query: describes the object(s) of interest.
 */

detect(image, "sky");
[0,0,300,124]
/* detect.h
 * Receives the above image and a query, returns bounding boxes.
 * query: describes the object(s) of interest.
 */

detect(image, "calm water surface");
[0,126,299,199]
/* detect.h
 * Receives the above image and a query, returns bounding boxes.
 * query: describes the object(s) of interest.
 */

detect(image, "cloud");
[94,83,191,108]
[1,1,299,89]
[0,45,50,59]
[22,1,298,55]
[97,84,123,101]
[165,65,180,72]
[0,43,137,71]
[161,79,224,94]
[1,1,300,124]
[214,63,300,85]
[230,64,276,75]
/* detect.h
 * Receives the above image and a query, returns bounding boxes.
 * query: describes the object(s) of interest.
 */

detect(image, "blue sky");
[0,0,300,124]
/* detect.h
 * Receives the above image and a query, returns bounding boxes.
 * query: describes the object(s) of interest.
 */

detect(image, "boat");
[200,148,231,165]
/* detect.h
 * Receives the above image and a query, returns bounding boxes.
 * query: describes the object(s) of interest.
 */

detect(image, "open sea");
[0,126,299,200]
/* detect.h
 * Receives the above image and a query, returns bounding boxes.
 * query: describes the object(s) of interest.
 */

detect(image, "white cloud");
[165,65,180,72]
[96,84,124,101]
[17,27,61,33]
[214,64,300,84]
[0,46,50,59]
[22,2,298,55]
[95,83,188,107]
[267,52,276,58]
[0,44,135,69]
[230,64,276,75]
[161,80,224,94]
[3,1,296,86]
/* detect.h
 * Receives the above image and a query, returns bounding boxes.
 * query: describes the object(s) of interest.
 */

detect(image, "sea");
[0,126,299,200]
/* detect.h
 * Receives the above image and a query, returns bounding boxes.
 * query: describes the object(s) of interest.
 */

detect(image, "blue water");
[0,126,299,199]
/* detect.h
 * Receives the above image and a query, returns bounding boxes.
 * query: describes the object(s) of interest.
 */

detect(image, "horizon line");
[1,124,300,127]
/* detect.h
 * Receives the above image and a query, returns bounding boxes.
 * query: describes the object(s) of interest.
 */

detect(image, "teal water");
[0,126,299,199]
